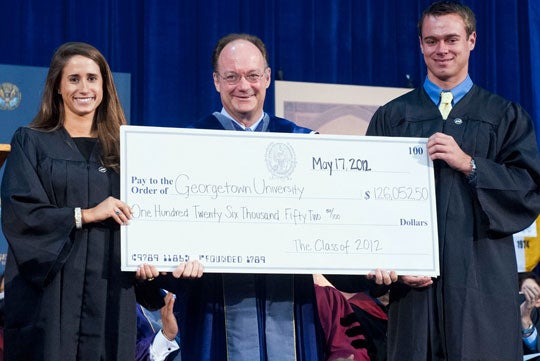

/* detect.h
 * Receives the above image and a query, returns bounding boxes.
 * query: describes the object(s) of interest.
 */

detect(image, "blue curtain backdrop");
[1,0,539,146]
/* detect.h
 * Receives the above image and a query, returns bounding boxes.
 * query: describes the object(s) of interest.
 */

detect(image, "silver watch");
[470,158,477,173]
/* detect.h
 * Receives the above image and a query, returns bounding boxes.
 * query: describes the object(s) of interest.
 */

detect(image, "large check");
[120,125,439,276]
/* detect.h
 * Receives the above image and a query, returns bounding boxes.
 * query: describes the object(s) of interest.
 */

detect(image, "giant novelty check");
[120,125,439,276]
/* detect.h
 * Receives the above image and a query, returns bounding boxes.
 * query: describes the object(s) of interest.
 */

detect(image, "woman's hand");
[81,196,132,225]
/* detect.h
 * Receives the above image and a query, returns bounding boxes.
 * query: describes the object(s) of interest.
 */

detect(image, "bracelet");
[522,322,535,336]
[74,207,82,229]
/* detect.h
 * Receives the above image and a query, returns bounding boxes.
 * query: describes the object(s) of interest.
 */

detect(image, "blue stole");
[213,112,297,361]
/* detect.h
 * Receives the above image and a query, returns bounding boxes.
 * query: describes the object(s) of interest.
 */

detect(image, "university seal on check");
[265,142,296,179]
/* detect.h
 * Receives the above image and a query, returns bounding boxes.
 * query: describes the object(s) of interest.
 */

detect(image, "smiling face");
[59,55,103,121]
[420,13,476,89]
[213,39,271,127]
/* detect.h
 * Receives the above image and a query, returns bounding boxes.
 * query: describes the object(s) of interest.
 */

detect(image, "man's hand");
[160,291,178,342]
[172,260,204,279]
[427,132,473,175]
[136,263,161,282]
[399,275,433,288]
[367,269,398,285]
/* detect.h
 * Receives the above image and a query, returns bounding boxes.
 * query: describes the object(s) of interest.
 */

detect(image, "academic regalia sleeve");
[366,106,387,137]
[366,102,407,137]
[135,304,155,361]
[134,336,152,361]
[473,103,540,235]
[1,128,76,289]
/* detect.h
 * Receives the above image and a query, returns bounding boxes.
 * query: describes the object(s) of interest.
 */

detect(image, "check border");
[120,125,440,276]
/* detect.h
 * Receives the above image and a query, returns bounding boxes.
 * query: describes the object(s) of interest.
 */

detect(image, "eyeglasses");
[216,70,267,85]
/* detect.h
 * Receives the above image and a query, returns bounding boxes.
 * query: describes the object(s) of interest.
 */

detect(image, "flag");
[514,217,540,272]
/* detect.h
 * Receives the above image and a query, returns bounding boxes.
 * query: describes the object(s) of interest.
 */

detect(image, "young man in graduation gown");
[365,2,540,361]
[172,33,323,361]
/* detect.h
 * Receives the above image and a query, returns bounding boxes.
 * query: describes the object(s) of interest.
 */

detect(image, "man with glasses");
[194,33,314,134]
[178,33,323,361]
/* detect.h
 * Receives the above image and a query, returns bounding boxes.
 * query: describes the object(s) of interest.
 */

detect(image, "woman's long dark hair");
[30,42,127,172]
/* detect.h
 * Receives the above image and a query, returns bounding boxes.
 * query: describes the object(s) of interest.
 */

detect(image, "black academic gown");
[366,85,540,361]
[1,127,137,360]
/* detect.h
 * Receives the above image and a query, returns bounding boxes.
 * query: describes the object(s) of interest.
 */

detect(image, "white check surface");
[120,125,439,276]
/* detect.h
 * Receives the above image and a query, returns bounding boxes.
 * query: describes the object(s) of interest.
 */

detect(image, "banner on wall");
[0,64,131,274]
[514,218,540,272]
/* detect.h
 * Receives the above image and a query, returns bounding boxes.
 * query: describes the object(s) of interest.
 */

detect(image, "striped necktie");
[439,91,453,120]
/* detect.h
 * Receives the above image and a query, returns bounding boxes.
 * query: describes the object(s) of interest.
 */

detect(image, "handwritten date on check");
[120,126,439,276]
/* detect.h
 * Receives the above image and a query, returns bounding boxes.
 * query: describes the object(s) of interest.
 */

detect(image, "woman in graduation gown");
[1,42,146,360]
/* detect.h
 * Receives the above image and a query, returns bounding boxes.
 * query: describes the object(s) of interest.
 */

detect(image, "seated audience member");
[519,272,540,356]
[314,274,389,361]
[136,291,180,361]
[346,291,388,361]
[136,260,203,361]
[314,283,368,360]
